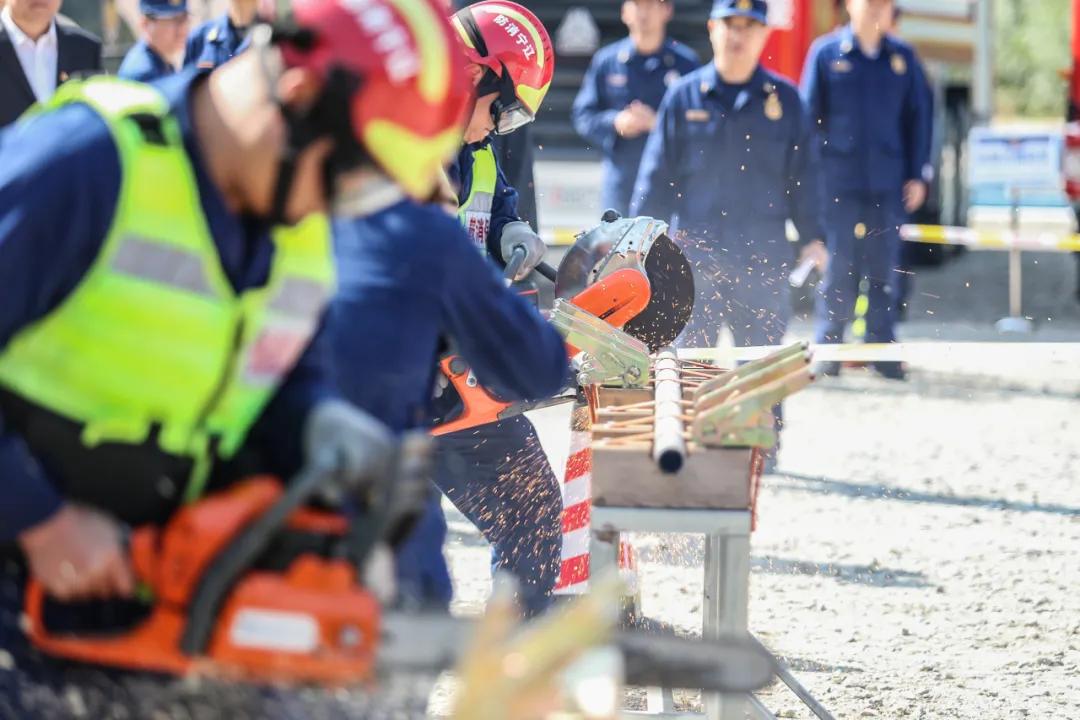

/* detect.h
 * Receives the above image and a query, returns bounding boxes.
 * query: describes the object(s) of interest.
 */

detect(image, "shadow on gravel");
[635,542,928,588]
[774,472,1080,517]
[752,555,930,589]
[772,655,865,674]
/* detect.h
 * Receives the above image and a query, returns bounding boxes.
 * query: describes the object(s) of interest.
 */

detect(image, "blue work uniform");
[572,37,699,215]
[801,26,933,344]
[632,63,825,349]
[449,137,521,254]
[0,67,334,542]
[117,40,175,82]
[445,135,570,615]
[328,199,568,613]
[183,13,249,70]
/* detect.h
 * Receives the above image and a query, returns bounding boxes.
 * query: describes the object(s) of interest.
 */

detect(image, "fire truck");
[1065,0,1080,202]
[1064,0,1080,298]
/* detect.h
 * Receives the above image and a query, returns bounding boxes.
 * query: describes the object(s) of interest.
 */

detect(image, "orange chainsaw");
[433,212,695,436]
[21,439,776,695]
[23,433,435,687]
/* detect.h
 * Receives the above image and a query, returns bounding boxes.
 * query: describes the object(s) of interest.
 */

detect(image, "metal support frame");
[995,187,1034,334]
[590,507,769,720]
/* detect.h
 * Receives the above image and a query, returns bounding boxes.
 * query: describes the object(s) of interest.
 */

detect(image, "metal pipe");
[652,347,685,473]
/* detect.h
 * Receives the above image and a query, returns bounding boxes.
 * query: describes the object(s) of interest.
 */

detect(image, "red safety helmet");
[451,1,555,135]
[278,0,471,200]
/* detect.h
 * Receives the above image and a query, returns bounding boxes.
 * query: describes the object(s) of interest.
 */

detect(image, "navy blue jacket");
[572,37,699,215]
[800,26,933,197]
[326,199,568,433]
[448,138,520,258]
[183,13,248,70]
[117,40,175,83]
[632,63,825,259]
[0,68,333,540]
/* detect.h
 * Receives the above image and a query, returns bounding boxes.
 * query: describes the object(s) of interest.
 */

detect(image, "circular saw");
[555,211,695,352]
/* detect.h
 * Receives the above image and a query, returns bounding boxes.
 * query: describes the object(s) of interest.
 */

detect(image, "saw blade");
[621,233,695,352]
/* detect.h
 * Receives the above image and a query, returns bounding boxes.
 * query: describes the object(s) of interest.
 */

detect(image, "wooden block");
[590,443,753,510]
[590,387,753,509]
[596,387,651,407]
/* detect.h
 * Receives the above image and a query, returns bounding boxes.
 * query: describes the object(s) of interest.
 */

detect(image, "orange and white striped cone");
[554,403,641,617]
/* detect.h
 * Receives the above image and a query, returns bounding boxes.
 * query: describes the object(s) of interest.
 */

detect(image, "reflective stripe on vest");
[457,144,497,252]
[0,77,335,502]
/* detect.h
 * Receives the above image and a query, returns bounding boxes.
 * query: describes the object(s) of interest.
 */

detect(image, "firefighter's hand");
[500,221,546,281]
[18,504,135,601]
[304,400,395,500]
[629,100,657,133]
[614,102,655,138]
[903,180,928,213]
[799,239,829,274]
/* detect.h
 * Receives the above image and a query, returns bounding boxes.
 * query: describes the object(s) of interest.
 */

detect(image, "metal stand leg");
[996,191,1032,334]
[590,526,620,580]
[704,532,751,720]
[646,686,676,714]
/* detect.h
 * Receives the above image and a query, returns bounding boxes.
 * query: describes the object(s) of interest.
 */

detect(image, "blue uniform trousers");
[427,415,562,616]
[672,232,791,433]
[815,194,905,344]
[672,231,791,351]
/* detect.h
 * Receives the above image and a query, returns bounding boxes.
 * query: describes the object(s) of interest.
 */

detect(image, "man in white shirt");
[0,0,100,127]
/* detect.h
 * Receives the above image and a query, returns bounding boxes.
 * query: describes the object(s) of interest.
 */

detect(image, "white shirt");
[1,6,58,103]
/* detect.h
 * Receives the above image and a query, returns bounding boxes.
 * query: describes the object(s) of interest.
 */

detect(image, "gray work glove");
[303,399,395,504]
[500,221,546,281]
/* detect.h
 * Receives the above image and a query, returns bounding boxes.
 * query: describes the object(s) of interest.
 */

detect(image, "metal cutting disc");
[555,215,696,353]
[621,233,695,352]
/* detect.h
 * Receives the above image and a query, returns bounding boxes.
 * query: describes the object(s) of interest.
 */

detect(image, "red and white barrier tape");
[554,403,639,596]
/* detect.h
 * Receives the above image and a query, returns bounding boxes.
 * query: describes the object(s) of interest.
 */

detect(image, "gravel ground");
[441,248,1080,719]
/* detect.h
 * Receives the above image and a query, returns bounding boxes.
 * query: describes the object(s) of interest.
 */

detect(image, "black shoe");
[816,360,842,377]
[871,361,908,381]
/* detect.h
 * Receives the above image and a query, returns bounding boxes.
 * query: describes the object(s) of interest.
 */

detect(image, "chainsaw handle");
[180,460,343,655]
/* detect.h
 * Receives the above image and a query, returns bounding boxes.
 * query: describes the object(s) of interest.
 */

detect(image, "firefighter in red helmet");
[410,1,567,616]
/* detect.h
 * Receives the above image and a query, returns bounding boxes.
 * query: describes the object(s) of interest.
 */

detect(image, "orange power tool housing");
[25,478,382,686]
[433,267,651,436]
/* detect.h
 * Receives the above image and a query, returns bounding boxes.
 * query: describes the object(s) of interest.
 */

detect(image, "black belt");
[0,388,257,527]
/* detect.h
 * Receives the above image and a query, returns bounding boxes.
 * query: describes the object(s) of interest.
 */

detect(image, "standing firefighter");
[182,0,256,69]
[0,0,467,710]
[631,0,827,470]
[117,0,189,82]
[572,0,699,216]
[801,0,932,379]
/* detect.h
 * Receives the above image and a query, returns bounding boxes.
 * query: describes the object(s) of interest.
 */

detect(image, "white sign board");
[967,127,1065,207]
